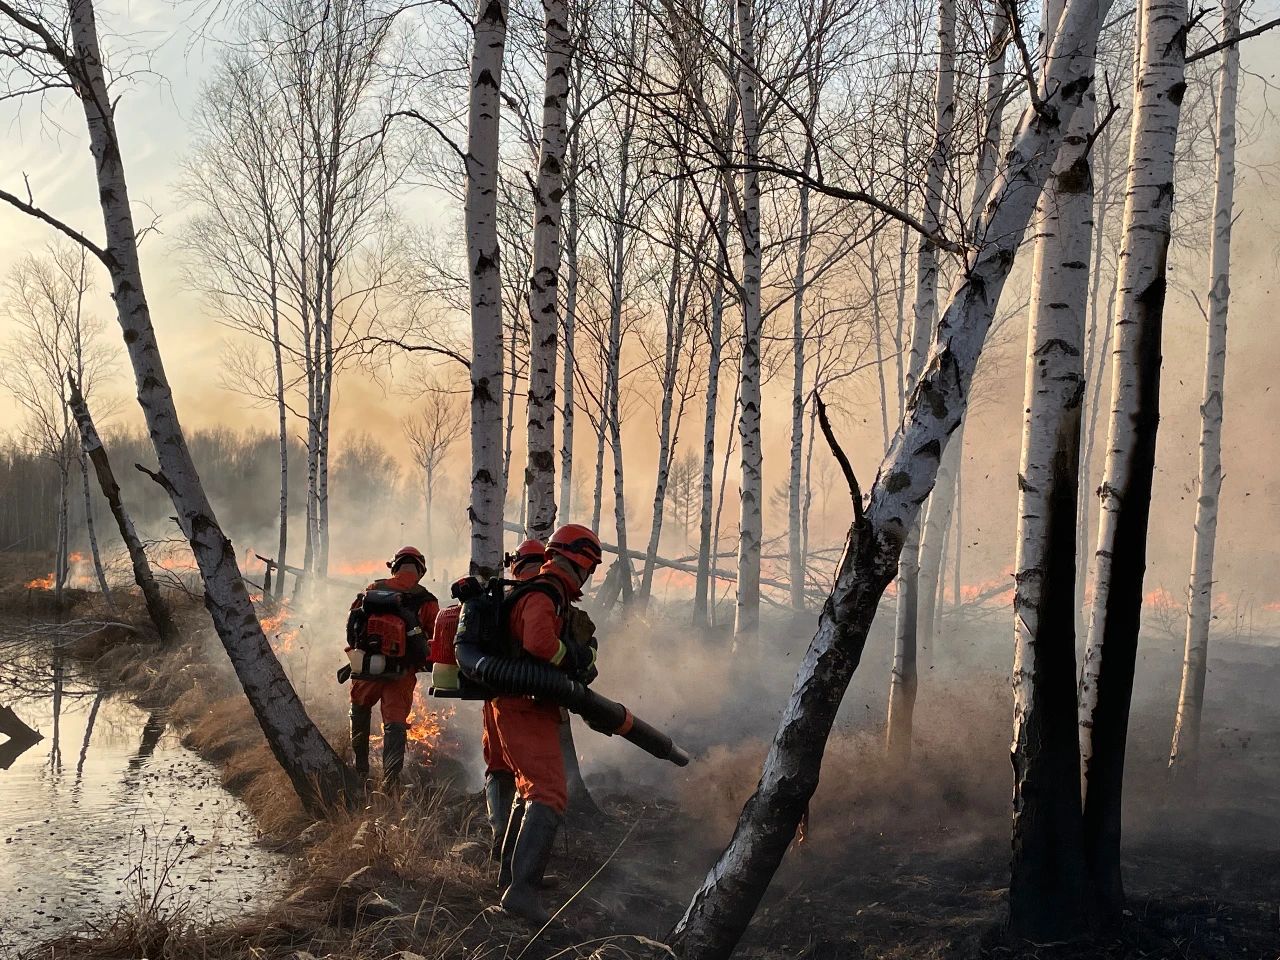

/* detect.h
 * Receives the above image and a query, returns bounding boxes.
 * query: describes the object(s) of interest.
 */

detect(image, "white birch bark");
[1079,0,1187,916]
[1008,0,1107,930]
[51,0,350,807]
[524,0,570,541]
[671,0,1106,948]
[734,0,764,641]
[694,86,736,628]
[888,0,956,761]
[1169,0,1239,781]
[558,95,580,522]
[466,0,509,575]
[788,167,813,613]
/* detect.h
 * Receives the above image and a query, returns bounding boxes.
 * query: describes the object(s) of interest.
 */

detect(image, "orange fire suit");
[350,569,439,725]
[478,561,544,776]
[490,562,582,814]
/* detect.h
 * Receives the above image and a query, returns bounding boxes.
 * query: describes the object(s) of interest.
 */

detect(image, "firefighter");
[493,524,602,923]
[482,539,547,860]
[349,546,438,787]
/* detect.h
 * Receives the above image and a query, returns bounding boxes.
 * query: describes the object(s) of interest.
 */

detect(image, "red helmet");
[546,524,603,572]
[508,539,546,572]
[390,545,426,573]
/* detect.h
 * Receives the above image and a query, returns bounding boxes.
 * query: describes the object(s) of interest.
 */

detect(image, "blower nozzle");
[453,643,690,766]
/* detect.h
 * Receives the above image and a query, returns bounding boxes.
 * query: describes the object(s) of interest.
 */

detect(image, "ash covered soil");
[8,564,1277,960]
[477,621,1280,960]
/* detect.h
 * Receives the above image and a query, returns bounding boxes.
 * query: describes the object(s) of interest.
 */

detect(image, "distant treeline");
[0,427,415,562]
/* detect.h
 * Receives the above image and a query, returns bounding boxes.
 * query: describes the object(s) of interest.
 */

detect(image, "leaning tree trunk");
[78,447,114,610]
[1168,0,1239,784]
[887,0,956,762]
[68,374,177,645]
[1079,0,1186,920]
[1008,0,1107,932]
[466,0,510,576]
[59,0,350,810]
[734,0,764,642]
[524,0,570,542]
[669,0,1105,949]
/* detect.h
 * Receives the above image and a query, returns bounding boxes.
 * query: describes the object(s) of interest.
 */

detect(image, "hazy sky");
[3,2,1280,610]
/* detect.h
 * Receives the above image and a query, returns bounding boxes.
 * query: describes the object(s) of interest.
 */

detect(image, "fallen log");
[501,522,827,602]
[0,705,43,770]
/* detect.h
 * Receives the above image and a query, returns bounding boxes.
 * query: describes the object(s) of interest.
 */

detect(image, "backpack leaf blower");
[435,578,691,767]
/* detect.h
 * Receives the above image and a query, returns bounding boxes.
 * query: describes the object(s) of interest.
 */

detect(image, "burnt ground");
[500,728,1280,960]
[472,620,1280,960]
[7,558,1278,960]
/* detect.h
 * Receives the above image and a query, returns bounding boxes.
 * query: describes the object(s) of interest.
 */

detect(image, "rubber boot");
[497,795,525,891]
[350,704,372,774]
[485,771,516,861]
[382,721,408,788]
[499,801,562,925]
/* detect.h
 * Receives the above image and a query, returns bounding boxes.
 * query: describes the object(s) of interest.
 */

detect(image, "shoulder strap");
[501,575,567,619]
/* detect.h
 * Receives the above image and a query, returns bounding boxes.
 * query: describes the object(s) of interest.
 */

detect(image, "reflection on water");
[0,622,285,956]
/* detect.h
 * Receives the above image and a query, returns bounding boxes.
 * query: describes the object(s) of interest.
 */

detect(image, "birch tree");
[733,0,765,640]
[1079,0,1188,918]
[887,0,957,762]
[522,0,570,542]
[1167,0,1240,783]
[670,0,1108,948]
[67,373,177,644]
[466,0,510,576]
[1008,0,1111,931]
[0,0,352,810]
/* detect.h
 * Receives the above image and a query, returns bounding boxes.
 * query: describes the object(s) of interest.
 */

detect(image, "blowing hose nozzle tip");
[669,744,691,767]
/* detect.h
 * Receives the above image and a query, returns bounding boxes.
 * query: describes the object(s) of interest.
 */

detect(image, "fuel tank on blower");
[452,641,690,767]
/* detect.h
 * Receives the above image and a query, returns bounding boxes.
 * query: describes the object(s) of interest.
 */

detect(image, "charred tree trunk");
[1168,0,1238,783]
[78,445,114,609]
[1079,0,1186,919]
[1007,0,1105,931]
[669,0,1104,948]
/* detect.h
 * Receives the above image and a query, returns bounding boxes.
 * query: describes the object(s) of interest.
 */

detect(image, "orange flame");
[257,600,301,655]
[25,573,55,590]
[406,686,454,755]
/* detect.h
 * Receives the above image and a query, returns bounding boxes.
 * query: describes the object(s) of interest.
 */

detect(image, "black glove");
[562,636,598,686]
